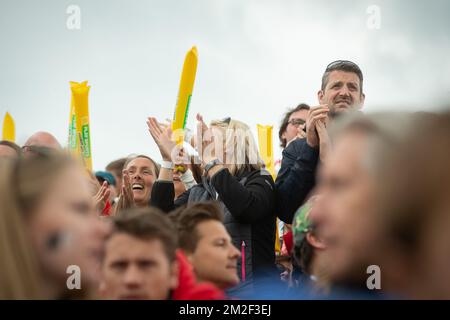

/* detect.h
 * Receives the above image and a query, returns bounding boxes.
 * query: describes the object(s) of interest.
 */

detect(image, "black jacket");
[150,168,276,282]
[275,138,319,224]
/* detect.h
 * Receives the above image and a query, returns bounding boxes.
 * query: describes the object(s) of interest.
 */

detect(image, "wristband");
[161,160,174,170]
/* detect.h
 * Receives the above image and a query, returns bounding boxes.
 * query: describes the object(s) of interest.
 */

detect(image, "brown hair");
[171,202,223,253]
[124,155,160,178]
[113,207,177,262]
[278,103,310,148]
[294,235,314,275]
[106,158,127,176]
[0,140,22,156]
[321,60,364,94]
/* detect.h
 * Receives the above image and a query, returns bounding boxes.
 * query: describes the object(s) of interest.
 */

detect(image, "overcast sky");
[1,0,449,170]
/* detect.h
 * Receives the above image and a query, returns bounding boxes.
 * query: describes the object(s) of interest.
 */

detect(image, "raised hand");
[306,105,329,148]
[196,113,217,166]
[315,120,331,163]
[93,181,110,213]
[147,117,177,162]
[114,170,135,214]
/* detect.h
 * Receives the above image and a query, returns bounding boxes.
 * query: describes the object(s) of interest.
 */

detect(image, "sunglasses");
[325,59,360,71]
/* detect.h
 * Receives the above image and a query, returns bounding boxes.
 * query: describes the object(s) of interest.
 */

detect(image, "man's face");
[313,131,380,283]
[282,109,308,147]
[125,158,157,206]
[318,71,365,115]
[101,233,178,300]
[187,220,240,289]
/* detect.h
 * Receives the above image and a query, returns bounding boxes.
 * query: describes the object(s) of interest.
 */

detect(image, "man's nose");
[229,245,241,259]
[123,265,142,287]
[338,86,350,97]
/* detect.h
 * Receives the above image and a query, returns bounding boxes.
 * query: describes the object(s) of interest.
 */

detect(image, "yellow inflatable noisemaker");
[257,124,281,254]
[68,81,92,171]
[172,46,198,144]
[2,112,15,142]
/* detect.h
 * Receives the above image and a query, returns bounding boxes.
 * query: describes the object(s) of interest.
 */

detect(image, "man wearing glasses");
[278,103,310,149]
[275,60,365,224]
[22,131,62,157]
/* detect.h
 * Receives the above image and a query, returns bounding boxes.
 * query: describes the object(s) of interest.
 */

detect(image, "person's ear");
[169,260,179,289]
[318,90,325,104]
[359,93,366,109]
[306,232,326,250]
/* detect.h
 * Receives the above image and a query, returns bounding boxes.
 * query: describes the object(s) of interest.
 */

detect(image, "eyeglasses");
[21,145,54,157]
[287,118,306,127]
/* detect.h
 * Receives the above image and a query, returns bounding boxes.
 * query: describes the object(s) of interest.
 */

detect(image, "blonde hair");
[0,159,42,299]
[0,153,79,299]
[210,118,264,176]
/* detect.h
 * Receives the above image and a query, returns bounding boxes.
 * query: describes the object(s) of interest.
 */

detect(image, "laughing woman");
[114,155,160,213]
[147,115,277,292]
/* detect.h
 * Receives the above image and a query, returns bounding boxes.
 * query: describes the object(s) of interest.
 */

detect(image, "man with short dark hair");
[172,202,240,290]
[100,207,179,300]
[275,60,365,224]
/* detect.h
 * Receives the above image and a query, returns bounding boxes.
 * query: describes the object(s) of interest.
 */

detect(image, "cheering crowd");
[1,60,449,300]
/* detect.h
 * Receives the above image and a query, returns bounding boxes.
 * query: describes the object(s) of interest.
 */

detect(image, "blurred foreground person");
[373,111,450,299]
[0,140,21,158]
[0,153,111,299]
[312,112,417,296]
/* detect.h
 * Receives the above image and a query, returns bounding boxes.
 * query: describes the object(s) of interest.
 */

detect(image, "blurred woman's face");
[28,165,111,294]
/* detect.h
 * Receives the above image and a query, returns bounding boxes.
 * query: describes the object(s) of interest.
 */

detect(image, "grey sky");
[1,0,449,170]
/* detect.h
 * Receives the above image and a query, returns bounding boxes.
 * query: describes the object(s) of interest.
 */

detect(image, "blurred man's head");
[375,111,450,298]
[100,208,178,300]
[23,131,61,156]
[313,113,409,288]
[173,202,240,289]
[0,140,21,158]
[318,60,365,116]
